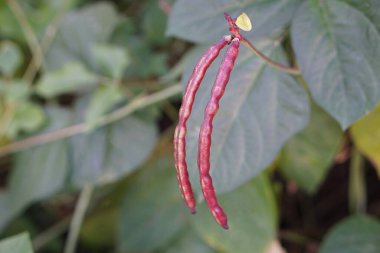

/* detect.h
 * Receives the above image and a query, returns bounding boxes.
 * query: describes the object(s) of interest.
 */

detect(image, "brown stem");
[241,38,301,75]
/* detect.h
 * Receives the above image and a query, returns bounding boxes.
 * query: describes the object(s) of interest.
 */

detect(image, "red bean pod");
[198,38,240,229]
[174,35,232,214]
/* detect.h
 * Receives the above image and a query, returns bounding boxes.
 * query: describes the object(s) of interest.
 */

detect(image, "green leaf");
[167,0,301,43]
[9,107,71,212]
[343,0,380,32]
[142,1,169,46]
[117,157,187,251]
[71,98,157,187]
[0,232,33,253]
[6,102,46,139]
[92,44,129,79]
[45,2,122,71]
[0,41,22,76]
[280,104,343,193]
[36,62,97,98]
[163,229,216,253]
[0,80,30,102]
[192,174,277,253]
[0,192,14,232]
[80,207,117,248]
[85,85,126,129]
[184,40,309,194]
[320,215,380,253]
[351,104,380,177]
[291,0,380,129]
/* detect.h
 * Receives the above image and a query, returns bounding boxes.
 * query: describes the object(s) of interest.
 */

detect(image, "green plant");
[0,0,379,253]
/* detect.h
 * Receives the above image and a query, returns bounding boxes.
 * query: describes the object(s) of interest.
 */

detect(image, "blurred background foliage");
[0,0,379,253]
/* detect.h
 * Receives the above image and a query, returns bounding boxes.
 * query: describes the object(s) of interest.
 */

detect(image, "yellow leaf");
[350,104,380,177]
[235,12,252,31]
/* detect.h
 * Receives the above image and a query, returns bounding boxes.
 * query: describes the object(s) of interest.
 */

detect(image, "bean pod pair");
[174,13,243,229]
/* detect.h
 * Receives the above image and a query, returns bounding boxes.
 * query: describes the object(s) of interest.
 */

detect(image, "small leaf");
[280,104,343,193]
[236,12,252,32]
[85,85,126,129]
[117,157,186,251]
[36,62,97,98]
[0,80,30,102]
[0,41,22,76]
[6,102,46,139]
[291,0,380,129]
[0,232,33,253]
[9,107,71,212]
[320,215,380,253]
[192,174,277,253]
[351,104,380,177]
[92,44,129,79]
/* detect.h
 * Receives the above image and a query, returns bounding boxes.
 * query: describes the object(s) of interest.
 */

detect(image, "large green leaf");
[350,104,380,177]
[9,107,71,212]
[45,2,122,71]
[163,229,216,253]
[0,233,33,253]
[183,40,309,195]
[167,0,301,43]
[291,0,380,129]
[320,215,380,253]
[0,192,13,232]
[192,174,277,253]
[280,104,343,193]
[117,157,187,252]
[70,97,157,187]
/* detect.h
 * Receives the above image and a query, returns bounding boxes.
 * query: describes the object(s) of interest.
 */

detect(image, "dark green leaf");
[36,62,97,98]
[117,157,186,251]
[142,1,169,46]
[192,174,277,253]
[320,215,380,253]
[0,232,33,253]
[45,2,122,70]
[163,229,216,253]
[184,41,309,194]
[291,0,380,129]
[280,104,343,193]
[167,0,301,43]
[9,107,71,212]
[0,193,14,232]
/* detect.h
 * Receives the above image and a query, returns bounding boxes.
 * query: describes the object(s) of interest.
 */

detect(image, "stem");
[241,38,301,75]
[349,147,367,213]
[0,84,181,157]
[64,185,94,253]
[33,216,71,251]
[6,0,45,82]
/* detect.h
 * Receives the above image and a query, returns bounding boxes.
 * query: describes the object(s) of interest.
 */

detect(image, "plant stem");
[64,185,94,253]
[0,84,181,157]
[6,0,45,82]
[241,38,301,75]
[33,216,72,251]
[349,147,367,213]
